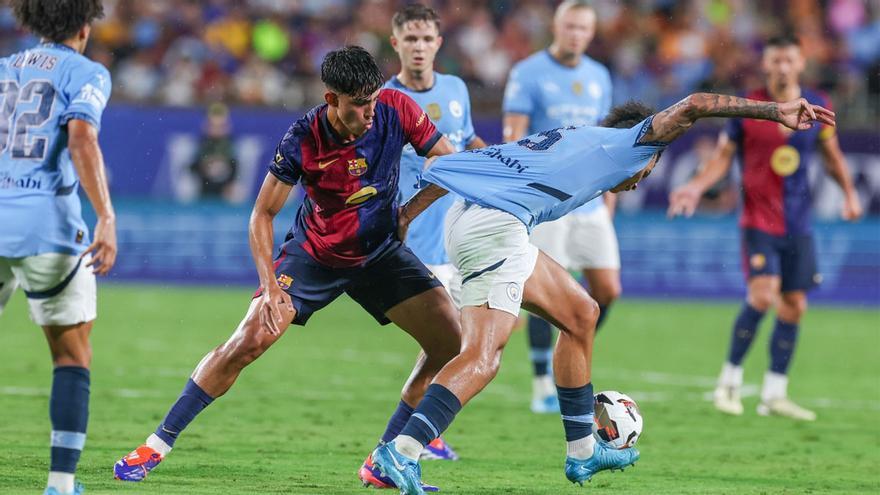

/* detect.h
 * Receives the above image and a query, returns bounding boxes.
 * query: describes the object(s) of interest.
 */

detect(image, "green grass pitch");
[1,284,878,494]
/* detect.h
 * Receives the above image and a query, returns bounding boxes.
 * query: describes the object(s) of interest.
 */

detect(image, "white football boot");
[757,371,816,421]
[713,362,744,415]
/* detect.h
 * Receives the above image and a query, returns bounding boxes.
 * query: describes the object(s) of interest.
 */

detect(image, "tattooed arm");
[641,93,836,144]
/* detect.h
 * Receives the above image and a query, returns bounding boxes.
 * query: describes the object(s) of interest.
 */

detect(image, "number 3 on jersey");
[0,79,56,159]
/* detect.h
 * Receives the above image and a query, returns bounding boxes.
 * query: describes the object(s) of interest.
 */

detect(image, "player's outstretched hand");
[777,98,836,131]
[259,285,294,336]
[667,183,702,218]
[82,216,117,275]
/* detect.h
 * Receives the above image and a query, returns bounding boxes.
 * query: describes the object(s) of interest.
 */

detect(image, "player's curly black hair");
[601,101,656,129]
[12,0,105,43]
[392,3,441,32]
[321,46,385,99]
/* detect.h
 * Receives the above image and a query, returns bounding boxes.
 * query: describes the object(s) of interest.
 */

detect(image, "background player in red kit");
[113,46,461,486]
[669,34,862,421]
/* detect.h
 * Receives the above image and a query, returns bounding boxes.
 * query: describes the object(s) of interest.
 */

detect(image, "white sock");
[567,435,596,460]
[533,375,555,401]
[146,433,173,456]
[761,371,788,402]
[393,435,423,461]
[47,471,74,494]
[718,362,744,388]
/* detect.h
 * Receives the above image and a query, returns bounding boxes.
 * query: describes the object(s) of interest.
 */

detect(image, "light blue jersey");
[423,118,666,230]
[503,50,612,214]
[385,73,476,265]
[0,43,111,258]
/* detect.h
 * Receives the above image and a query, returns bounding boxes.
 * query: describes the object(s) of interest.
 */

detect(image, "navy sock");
[155,378,215,447]
[769,319,799,374]
[556,383,594,441]
[399,384,462,447]
[379,400,414,445]
[727,303,766,365]
[595,304,612,332]
[528,315,554,376]
[50,366,90,473]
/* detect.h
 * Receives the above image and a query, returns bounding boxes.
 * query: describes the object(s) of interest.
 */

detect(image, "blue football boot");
[371,441,426,495]
[43,481,84,495]
[565,442,640,485]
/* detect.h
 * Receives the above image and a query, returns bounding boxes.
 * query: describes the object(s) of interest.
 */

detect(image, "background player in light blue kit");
[371,93,835,493]
[502,0,620,414]
[0,1,115,494]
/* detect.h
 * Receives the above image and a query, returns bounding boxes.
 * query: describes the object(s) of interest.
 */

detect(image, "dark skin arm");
[68,119,116,275]
[250,173,296,335]
[643,93,836,144]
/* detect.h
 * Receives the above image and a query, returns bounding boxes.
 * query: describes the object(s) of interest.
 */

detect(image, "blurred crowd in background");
[1,0,878,129]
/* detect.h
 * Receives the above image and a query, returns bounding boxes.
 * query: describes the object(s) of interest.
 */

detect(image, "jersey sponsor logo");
[770,145,801,176]
[345,186,378,206]
[750,253,767,270]
[426,103,442,121]
[0,174,42,190]
[347,158,368,176]
[449,100,463,118]
[465,147,527,173]
[318,158,339,169]
[276,274,293,290]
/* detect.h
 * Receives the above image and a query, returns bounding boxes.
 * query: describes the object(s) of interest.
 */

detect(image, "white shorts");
[425,263,462,308]
[445,200,539,316]
[529,207,621,271]
[0,253,97,326]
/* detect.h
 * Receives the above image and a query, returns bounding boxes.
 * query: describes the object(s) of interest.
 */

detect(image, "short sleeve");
[724,118,743,144]
[599,68,613,122]
[459,80,476,145]
[60,61,111,130]
[502,65,534,116]
[388,90,442,156]
[268,129,302,185]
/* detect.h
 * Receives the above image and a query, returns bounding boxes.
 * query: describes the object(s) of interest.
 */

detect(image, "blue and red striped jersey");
[269,89,442,268]
[725,88,834,236]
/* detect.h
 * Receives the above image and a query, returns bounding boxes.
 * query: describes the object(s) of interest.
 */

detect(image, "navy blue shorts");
[261,240,442,326]
[741,228,820,293]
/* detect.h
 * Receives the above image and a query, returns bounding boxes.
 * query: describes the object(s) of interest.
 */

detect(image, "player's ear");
[390,35,399,51]
[436,35,444,49]
[324,91,339,107]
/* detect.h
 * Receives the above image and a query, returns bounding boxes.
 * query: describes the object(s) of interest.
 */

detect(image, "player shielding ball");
[113,47,461,491]
[357,5,488,483]
[502,0,620,414]
[370,93,835,494]
[0,1,115,494]
[668,34,862,421]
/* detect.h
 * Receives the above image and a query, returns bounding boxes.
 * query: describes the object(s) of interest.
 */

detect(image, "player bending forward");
[369,93,834,493]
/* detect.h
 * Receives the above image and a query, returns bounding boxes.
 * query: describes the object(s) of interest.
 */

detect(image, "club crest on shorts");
[347,157,368,176]
[506,282,522,302]
[750,253,766,270]
[276,274,293,290]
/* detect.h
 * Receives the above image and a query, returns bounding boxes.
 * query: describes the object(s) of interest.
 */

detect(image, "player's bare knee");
[571,296,600,337]
[747,289,776,312]
[779,295,807,322]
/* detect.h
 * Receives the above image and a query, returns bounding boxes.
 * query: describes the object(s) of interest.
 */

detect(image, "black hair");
[392,3,441,32]
[321,46,385,99]
[765,33,801,49]
[12,0,104,43]
[601,101,656,129]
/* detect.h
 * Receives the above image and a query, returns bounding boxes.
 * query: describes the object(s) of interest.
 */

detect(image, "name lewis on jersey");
[12,52,58,70]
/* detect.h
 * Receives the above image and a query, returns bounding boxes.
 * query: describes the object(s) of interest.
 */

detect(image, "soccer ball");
[592,391,643,449]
